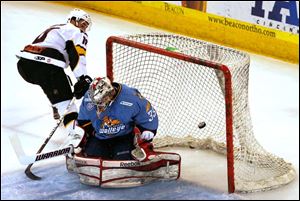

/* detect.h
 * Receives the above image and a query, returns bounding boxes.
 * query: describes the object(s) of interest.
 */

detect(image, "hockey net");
[106,33,295,193]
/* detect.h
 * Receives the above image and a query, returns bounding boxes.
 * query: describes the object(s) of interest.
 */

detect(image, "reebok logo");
[120,161,141,167]
[120,101,133,106]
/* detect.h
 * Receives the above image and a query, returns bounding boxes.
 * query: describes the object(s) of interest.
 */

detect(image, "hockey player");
[16,8,92,142]
[64,77,181,187]
[74,77,158,160]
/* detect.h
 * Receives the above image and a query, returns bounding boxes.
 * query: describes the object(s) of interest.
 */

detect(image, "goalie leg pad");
[72,151,181,187]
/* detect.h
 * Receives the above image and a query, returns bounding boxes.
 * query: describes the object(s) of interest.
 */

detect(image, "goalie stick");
[9,97,76,180]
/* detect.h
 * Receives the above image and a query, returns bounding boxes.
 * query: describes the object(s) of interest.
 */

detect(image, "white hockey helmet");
[88,77,115,111]
[67,8,92,31]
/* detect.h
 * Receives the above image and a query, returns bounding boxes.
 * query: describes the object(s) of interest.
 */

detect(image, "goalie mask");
[88,77,115,112]
[67,8,92,32]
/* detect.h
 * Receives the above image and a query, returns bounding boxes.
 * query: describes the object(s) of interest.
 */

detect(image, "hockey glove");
[132,129,156,162]
[63,121,86,157]
[74,75,92,99]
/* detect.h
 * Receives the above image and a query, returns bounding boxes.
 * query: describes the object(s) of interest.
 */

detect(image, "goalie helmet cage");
[106,33,295,193]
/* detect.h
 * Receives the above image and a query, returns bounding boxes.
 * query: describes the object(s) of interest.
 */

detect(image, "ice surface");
[1,161,242,200]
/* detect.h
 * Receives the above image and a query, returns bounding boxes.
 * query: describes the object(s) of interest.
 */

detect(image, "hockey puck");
[198,122,206,129]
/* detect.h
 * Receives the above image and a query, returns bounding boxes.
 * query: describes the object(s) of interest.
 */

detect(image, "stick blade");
[25,164,42,180]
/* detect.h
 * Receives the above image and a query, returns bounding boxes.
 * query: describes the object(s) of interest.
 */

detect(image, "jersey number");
[147,109,157,122]
[82,36,88,46]
[32,24,65,44]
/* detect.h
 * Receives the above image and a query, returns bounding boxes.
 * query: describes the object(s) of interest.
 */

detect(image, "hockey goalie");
[65,77,181,187]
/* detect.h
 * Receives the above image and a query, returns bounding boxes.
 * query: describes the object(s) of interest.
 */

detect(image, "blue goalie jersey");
[78,83,158,140]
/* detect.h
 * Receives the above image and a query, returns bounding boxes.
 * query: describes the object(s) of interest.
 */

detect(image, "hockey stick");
[24,97,76,180]
[19,145,74,165]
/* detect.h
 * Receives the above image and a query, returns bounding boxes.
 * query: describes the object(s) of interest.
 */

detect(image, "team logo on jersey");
[87,102,95,111]
[99,116,125,135]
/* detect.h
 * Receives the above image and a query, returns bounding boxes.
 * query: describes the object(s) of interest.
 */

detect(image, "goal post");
[105,33,295,193]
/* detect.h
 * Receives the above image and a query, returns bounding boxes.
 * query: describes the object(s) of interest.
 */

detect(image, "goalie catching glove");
[131,129,156,162]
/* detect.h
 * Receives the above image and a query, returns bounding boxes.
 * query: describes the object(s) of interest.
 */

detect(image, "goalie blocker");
[66,151,181,187]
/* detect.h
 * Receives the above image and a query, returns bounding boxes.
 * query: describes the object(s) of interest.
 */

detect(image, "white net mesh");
[106,33,296,192]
